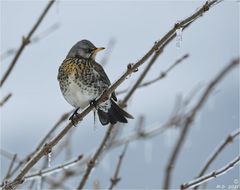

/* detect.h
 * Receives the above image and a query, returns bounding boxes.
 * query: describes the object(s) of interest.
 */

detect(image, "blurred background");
[1,0,239,189]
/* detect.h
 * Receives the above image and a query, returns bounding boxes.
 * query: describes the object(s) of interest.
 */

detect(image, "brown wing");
[93,62,117,101]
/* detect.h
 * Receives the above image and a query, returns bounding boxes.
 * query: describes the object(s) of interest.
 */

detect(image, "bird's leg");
[69,107,80,126]
[69,107,80,120]
[90,99,98,108]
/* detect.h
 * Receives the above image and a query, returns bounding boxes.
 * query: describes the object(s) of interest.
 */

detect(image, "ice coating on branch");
[48,152,52,168]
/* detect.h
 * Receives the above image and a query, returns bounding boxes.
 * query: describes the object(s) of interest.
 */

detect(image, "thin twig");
[24,154,83,180]
[0,150,63,189]
[76,1,222,188]
[163,58,239,189]
[111,85,203,149]
[0,149,22,163]
[45,170,75,189]
[77,124,116,189]
[50,95,185,183]
[180,156,240,189]
[7,110,71,180]
[0,93,12,107]
[116,53,189,95]
[108,144,128,190]
[3,154,17,180]
[141,53,189,88]
[0,0,55,87]
[3,1,222,189]
[194,129,240,189]
[0,23,60,61]
[77,40,165,190]
[122,49,162,103]
[36,110,72,151]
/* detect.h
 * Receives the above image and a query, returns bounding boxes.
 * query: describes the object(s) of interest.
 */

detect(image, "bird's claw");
[69,108,81,126]
[90,100,97,108]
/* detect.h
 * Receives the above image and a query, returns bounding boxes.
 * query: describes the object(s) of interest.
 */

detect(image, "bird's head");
[66,39,105,60]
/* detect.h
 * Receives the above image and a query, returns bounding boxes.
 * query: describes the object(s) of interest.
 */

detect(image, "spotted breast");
[58,58,109,108]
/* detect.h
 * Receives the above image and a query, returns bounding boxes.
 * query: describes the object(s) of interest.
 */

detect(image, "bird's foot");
[69,108,81,126]
[90,99,98,108]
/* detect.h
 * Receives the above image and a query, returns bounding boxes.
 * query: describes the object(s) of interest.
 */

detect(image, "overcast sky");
[1,1,239,189]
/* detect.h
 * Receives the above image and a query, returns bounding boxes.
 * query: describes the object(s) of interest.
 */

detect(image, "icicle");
[176,27,183,48]
[48,152,52,168]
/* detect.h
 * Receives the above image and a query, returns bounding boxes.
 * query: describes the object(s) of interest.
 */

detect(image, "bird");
[58,39,133,126]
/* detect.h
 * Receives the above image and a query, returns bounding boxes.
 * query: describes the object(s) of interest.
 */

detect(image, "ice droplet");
[176,27,183,48]
[48,152,52,168]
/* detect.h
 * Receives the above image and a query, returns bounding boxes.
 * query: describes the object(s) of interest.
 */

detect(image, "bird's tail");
[97,99,134,126]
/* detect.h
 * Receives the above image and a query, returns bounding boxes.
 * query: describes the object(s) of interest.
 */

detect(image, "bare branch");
[108,144,128,190]
[181,156,240,189]
[0,0,55,87]
[3,1,223,189]
[3,154,17,180]
[77,36,166,190]
[0,149,22,164]
[36,110,72,151]
[0,23,60,61]
[0,93,12,107]
[24,154,83,180]
[163,58,239,189]
[7,110,71,179]
[116,53,189,95]
[194,129,240,189]
[123,49,162,103]
[78,1,223,188]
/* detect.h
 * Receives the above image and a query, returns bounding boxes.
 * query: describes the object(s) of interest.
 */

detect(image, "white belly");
[63,81,91,108]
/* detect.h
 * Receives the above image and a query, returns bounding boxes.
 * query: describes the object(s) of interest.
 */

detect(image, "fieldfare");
[58,40,133,125]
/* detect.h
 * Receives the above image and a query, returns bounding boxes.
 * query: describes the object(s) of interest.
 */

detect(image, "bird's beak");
[94,47,105,53]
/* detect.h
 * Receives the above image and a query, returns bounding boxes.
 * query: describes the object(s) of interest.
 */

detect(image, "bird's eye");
[86,49,93,53]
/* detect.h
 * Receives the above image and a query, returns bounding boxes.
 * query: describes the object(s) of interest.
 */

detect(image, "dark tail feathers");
[97,100,134,126]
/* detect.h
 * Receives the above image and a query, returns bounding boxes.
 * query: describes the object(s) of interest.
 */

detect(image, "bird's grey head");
[66,39,105,60]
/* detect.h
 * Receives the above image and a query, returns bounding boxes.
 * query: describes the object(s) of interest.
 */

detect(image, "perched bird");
[58,40,133,125]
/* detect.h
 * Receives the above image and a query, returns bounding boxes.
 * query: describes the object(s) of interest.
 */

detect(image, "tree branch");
[77,35,169,190]
[0,93,12,107]
[5,110,71,180]
[0,0,55,87]
[163,58,239,189]
[2,1,223,189]
[24,154,83,180]
[116,53,189,95]
[0,23,60,61]
[194,129,240,189]
[3,154,17,180]
[181,156,240,189]
[108,144,128,190]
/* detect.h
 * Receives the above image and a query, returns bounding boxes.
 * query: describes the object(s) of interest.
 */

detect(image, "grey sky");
[1,0,239,189]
